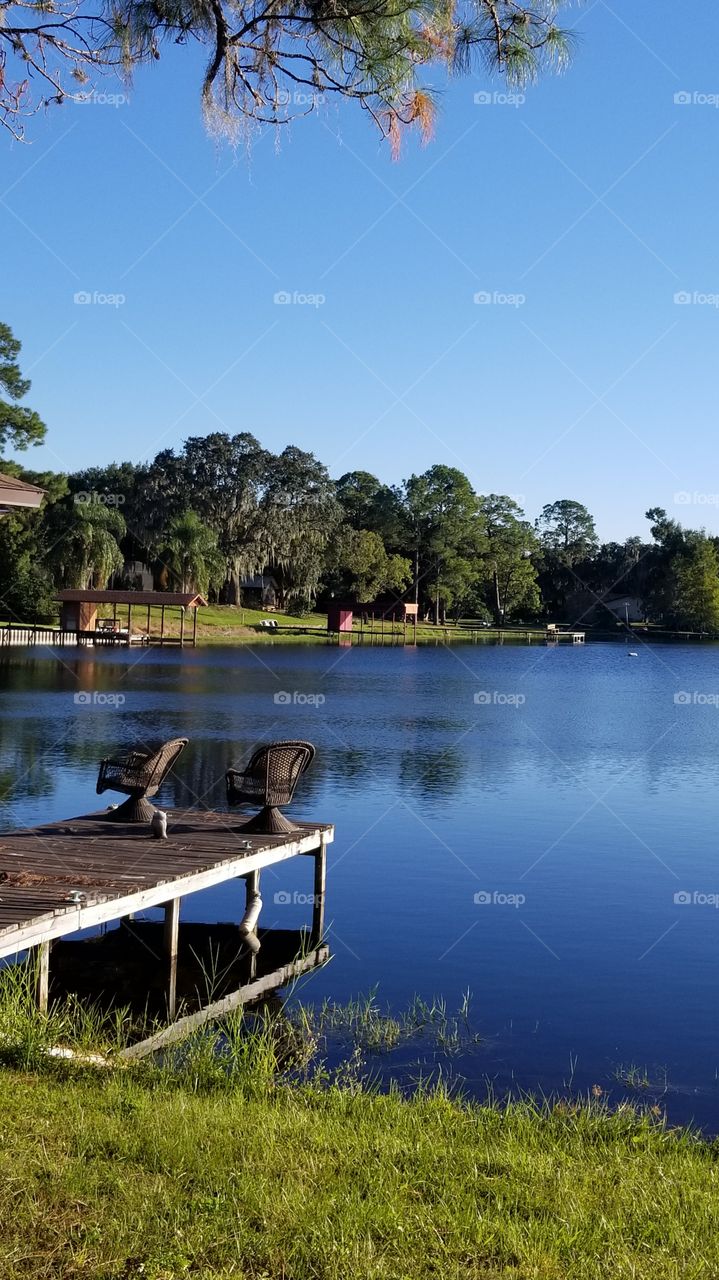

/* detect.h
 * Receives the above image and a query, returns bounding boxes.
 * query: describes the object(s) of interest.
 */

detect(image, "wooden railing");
[0,624,78,647]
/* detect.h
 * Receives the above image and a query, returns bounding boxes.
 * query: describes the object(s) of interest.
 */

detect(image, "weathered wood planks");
[0,808,334,957]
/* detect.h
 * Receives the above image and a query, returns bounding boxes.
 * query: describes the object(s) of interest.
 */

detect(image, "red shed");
[327,605,353,634]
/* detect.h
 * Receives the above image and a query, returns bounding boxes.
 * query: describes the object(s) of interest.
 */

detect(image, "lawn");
[0,967,715,1279]
[1,1063,717,1280]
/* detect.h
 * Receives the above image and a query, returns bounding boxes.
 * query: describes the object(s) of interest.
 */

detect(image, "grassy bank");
[3,1068,719,1279]
[0,972,717,1279]
[90,603,552,646]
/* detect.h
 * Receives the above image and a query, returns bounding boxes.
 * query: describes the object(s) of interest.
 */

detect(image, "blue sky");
[2,0,718,542]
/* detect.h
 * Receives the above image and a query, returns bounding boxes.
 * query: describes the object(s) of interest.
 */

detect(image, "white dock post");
[163,898,181,1019]
[311,835,327,944]
[36,940,50,1013]
[239,869,262,941]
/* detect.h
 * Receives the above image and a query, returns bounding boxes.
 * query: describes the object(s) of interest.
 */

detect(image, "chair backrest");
[144,737,189,788]
[244,740,315,805]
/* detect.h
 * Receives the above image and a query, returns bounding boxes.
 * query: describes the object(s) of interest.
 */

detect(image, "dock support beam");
[163,897,181,1019]
[311,835,327,945]
[239,870,262,940]
[36,940,50,1012]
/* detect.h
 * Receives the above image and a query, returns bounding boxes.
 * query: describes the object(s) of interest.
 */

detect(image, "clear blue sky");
[2,0,718,543]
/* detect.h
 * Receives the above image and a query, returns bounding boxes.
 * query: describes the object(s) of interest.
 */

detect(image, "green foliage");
[537,498,599,565]
[5,411,719,634]
[403,464,486,622]
[0,322,46,452]
[258,446,342,609]
[3,0,574,145]
[334,527,412,603]
[336,470,408,547]
[479,493,540,623]
[162,510,224,595]
[42,497,126,589]
[670,536,719,632]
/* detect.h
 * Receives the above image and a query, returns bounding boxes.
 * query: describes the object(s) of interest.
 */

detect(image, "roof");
[0,471,45,511]
[57,590,208,607]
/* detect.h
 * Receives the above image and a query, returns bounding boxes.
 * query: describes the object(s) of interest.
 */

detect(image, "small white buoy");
[628,651,638,658]
[150,810,168,840]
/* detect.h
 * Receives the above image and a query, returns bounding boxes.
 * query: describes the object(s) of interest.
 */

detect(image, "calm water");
[2,639,719,1126]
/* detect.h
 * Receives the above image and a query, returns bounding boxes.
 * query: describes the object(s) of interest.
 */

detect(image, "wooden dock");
[0,808,333,1023]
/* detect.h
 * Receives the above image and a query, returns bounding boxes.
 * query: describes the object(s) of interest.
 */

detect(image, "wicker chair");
[97,738,188,823]
[226,740,315,835]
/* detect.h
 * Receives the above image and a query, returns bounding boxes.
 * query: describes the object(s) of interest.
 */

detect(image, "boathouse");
[57,589,208,646]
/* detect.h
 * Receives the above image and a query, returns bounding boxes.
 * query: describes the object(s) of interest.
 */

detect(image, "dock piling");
[36,940,50,1013]
[163,898,181,1019]
[311,835,327,944]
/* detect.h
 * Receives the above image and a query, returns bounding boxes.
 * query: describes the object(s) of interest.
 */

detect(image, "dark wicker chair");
[226,740,315,835]
[97,737,188,823]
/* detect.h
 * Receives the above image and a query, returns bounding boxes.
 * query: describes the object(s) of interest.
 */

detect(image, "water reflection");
[4,641,719,1127]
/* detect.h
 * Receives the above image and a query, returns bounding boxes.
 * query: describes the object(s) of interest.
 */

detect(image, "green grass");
[2,1068,718,1279]
[1,606,593,647]
[1,966,718,1279]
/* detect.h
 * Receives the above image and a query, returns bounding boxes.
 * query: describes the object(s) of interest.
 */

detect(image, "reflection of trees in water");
[163,738,334,812]
[0,727,55,816]
[4,649,719,827]
[398,748,467,801]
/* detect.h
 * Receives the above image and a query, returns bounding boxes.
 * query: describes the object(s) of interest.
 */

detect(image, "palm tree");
[163,511,223,595]
[43,500,125,588]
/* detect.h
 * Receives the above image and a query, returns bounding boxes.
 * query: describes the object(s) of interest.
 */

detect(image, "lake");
[2,638,719,1127]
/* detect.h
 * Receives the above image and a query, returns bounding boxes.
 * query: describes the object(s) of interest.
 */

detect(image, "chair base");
[240,806,301,836]
[102,795,157,824]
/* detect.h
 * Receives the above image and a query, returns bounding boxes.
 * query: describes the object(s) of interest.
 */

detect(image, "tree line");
[2,321,719,632]
[4,444,719,633]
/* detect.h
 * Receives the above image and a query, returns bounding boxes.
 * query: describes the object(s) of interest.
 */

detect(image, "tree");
[259,447,342,609]
[672,536,719,633]
[0,464,58,621]
[1,0,573,144]
[536,499,598,565]
[175,433,269,603]
[479,494,539,624]
[335,528,412,603]
[643,507,688,623]
[403,465,485,623]
[42,497,126,588]
[336,471,408,548]
[534,498,598,619]
[162,511,223,595]
[0,322,46,453]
